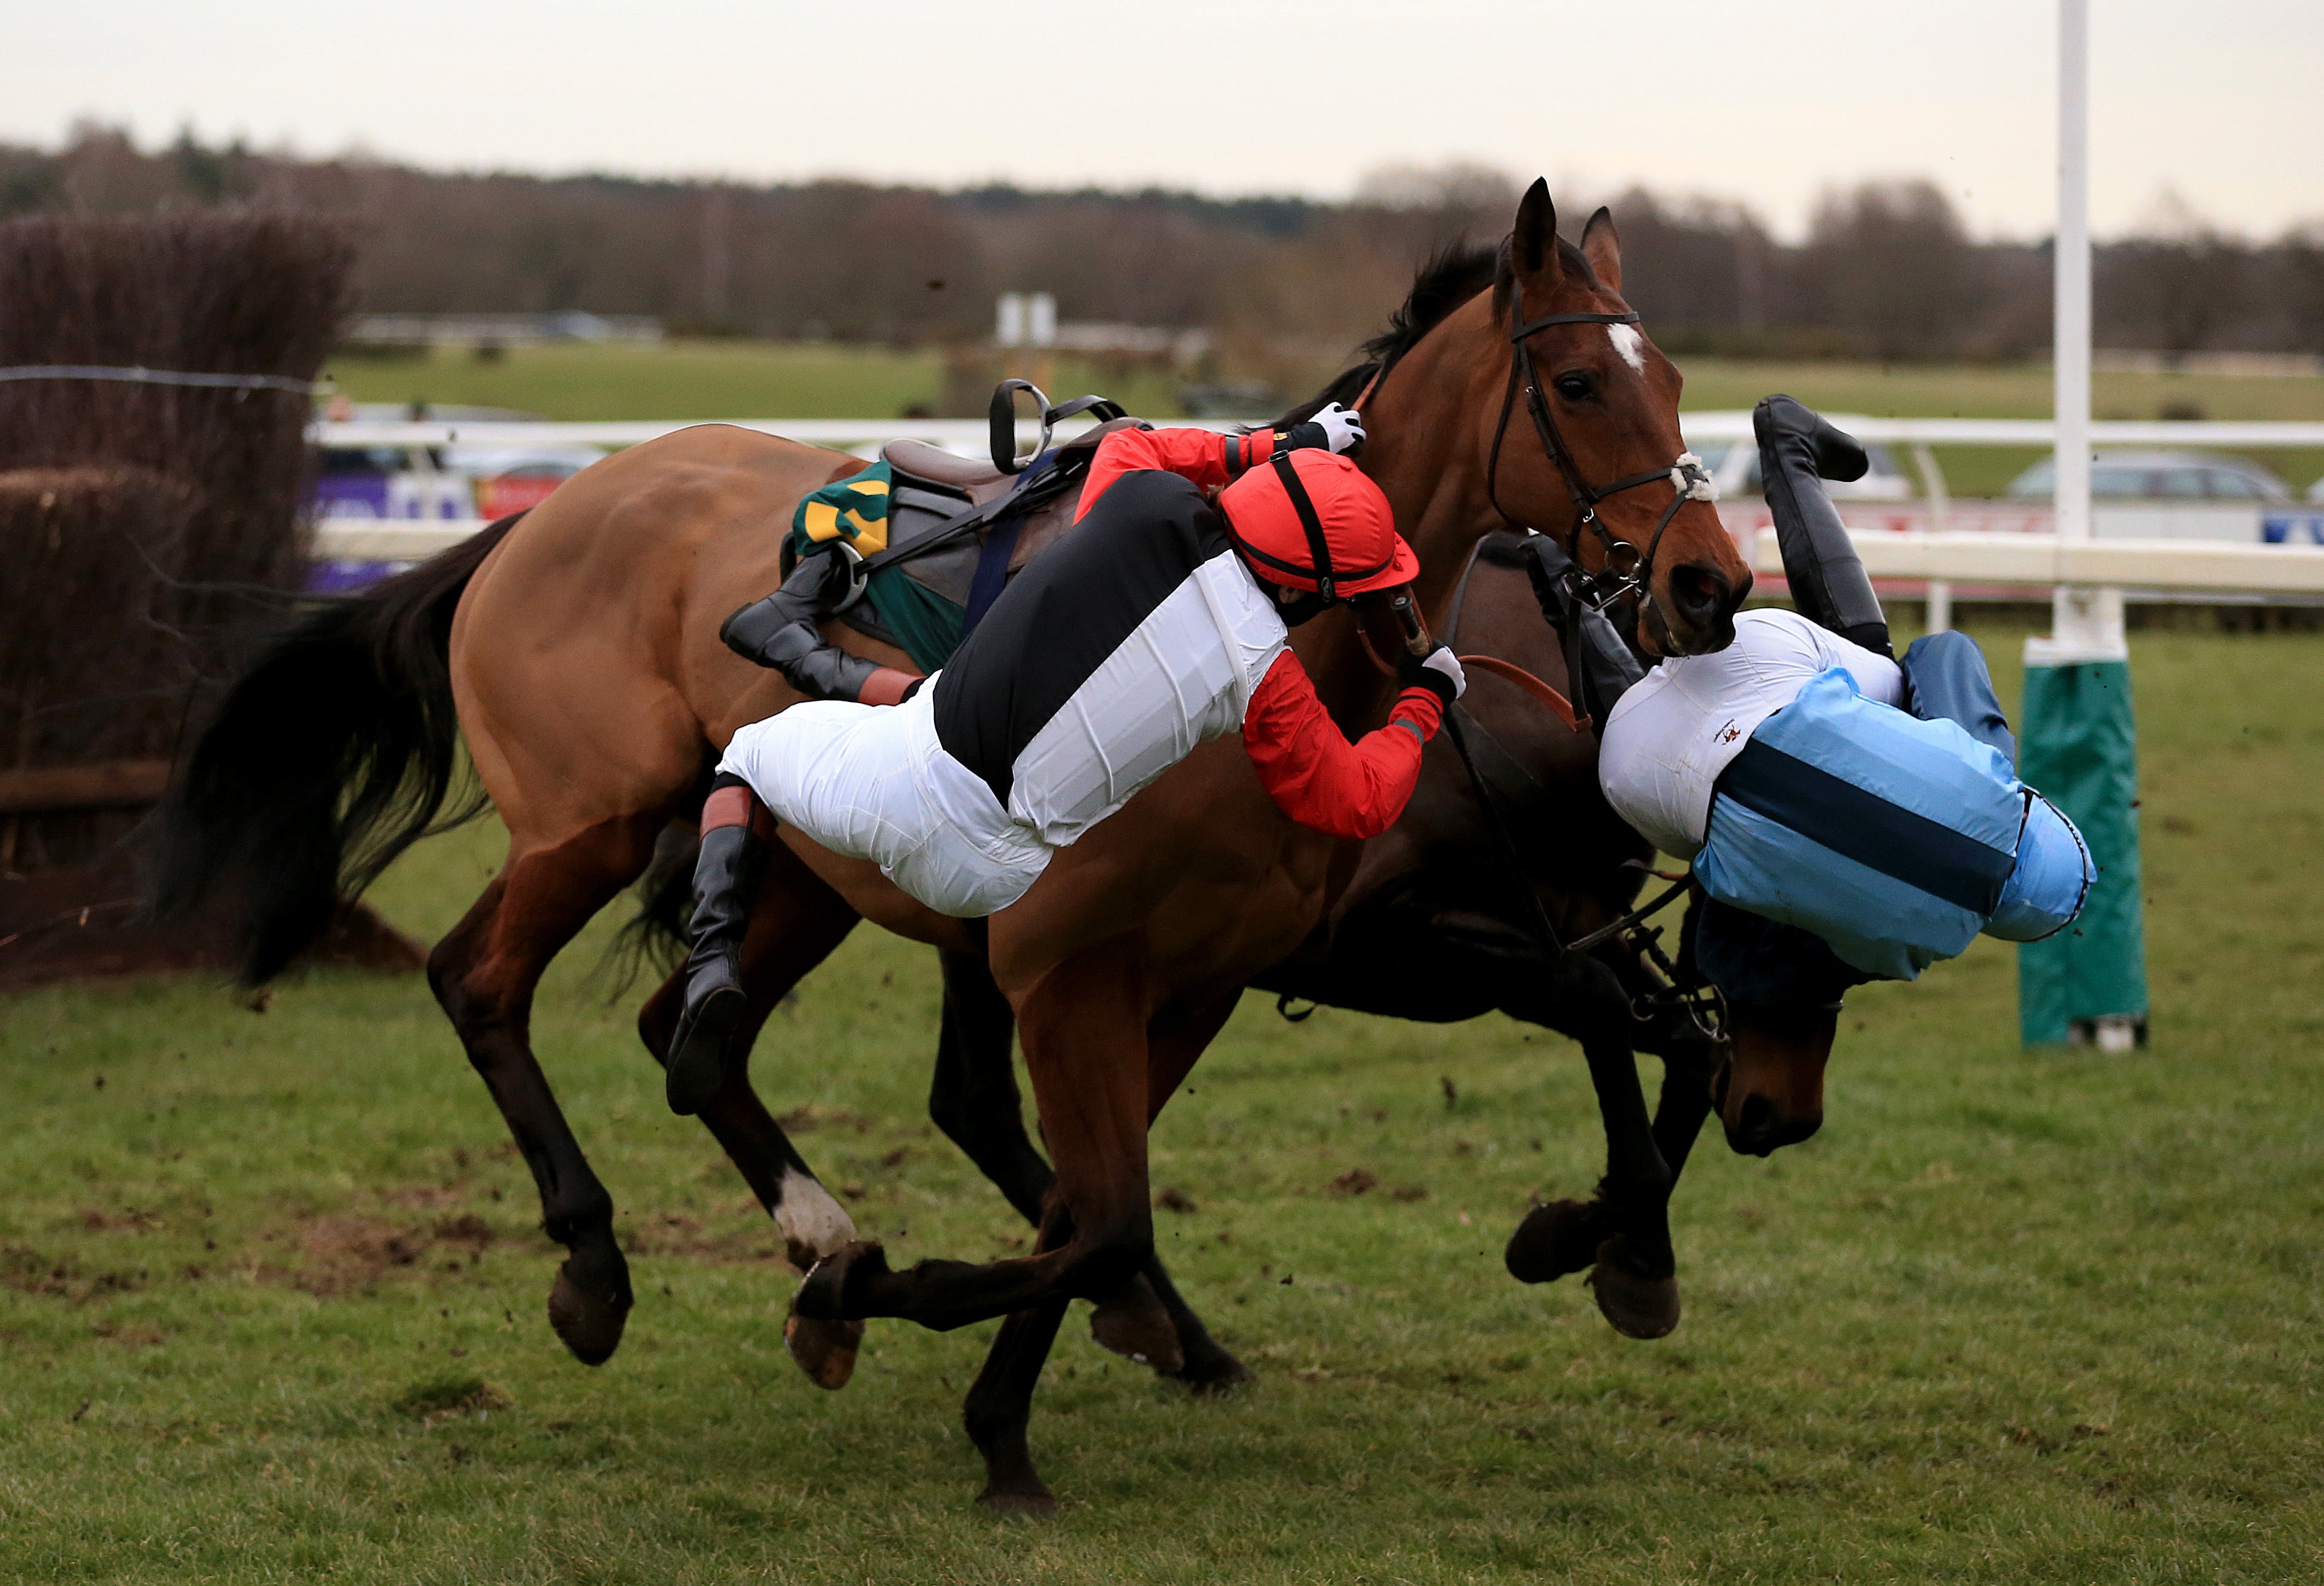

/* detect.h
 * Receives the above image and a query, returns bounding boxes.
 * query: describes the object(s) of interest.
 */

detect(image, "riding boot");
[1753,394,1890,657]
[665,777,773,1117]
[720,549,923,706]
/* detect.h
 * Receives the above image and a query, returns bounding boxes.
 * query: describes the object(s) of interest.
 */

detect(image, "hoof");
[1585,1239,1681,1340]
[1505,1198,1609,1285]
[975,1480,1058,1519]
[1176,1345,1257,1396]
[783,1312,865,1390]
[793,1240,890,1322]
[1089,1278,1186,1375]
[548,1262,632,1365]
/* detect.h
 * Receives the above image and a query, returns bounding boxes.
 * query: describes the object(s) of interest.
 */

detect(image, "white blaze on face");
[773,1165,857,1263]
[1607,322,1647,374]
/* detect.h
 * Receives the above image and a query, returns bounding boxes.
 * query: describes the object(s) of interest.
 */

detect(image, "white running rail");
[311,413,2324,450]
[309,413,2324,598]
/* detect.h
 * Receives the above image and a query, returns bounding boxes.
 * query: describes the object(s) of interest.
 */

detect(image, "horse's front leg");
[794,936,1155,1331]
[1500,951,1683,1338]
[927,949,1250,1389]
[794,937,1157,1507]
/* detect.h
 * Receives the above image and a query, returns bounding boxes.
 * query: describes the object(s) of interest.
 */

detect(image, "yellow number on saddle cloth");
[795,467,892,556]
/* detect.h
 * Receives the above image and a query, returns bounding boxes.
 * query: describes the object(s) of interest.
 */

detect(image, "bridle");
[1483,282,1716,617]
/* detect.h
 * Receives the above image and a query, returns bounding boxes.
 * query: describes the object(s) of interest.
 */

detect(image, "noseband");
[1483,287,1715,615]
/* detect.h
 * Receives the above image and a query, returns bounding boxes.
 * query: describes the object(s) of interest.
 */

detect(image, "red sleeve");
[1240,650,1444,841]
[1075,426,1280,520]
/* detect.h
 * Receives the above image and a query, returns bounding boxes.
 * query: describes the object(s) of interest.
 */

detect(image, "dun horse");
[160,181,1750,1510]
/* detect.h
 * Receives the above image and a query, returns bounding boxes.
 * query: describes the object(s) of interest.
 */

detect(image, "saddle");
[793,412,1146,670]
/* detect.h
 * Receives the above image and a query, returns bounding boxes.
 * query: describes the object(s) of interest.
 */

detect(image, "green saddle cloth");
[784,461,966,676]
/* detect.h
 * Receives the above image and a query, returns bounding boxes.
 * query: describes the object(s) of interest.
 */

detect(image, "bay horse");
[637,242,1738,1362]
[158,180,1750,1511]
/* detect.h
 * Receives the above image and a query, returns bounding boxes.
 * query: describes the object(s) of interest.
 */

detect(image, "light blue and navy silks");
[1691,633,2093,985]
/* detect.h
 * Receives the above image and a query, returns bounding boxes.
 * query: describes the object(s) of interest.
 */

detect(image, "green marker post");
[2019,597,2148,1049]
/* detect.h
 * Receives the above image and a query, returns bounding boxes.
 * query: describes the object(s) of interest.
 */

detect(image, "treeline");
[7,126,2322,363]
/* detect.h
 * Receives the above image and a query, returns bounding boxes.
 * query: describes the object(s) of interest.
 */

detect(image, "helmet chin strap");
[1269,445,1337,602]
[1221,446,1398,599]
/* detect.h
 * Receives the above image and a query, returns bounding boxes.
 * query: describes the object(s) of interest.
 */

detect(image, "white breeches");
[716,680,1052,919]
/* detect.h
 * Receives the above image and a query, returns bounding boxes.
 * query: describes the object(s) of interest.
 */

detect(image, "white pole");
[2042,0,2125,656]
[2055,0,2091,552]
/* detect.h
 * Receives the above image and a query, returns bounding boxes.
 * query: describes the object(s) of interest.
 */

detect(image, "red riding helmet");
[1218,447,1417,600]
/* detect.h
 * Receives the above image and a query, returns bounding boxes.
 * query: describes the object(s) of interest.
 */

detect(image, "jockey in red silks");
[662,404,1466,1113]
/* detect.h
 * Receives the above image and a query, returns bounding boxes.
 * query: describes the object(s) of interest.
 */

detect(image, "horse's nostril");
[1668,565,1731,627]
[1729,1092,1785,1156]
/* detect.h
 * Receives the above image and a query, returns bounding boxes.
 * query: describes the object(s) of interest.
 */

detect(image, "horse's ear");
[1513,178,1560,282]
[1580,206,1622,293]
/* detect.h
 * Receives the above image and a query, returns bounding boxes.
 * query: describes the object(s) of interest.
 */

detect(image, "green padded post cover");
[2017,658,2149,1044]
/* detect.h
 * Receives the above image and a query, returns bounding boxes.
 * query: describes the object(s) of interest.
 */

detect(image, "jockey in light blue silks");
[1596,396,2093,1009]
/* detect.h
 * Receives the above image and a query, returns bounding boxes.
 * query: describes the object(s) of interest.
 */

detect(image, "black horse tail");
[152,514,526,986]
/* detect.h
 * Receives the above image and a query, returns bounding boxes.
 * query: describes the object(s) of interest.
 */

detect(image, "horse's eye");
[1551,372,1595,402]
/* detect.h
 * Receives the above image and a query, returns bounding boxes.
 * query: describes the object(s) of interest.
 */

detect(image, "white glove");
[1398,644,1466,704]
[1422,646,1467,700]
[1313,402,1366,454]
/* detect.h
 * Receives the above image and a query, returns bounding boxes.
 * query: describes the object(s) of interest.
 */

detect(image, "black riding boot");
[665,780,770,1116]
[1754,394,1891,657]
[720,549,919,704]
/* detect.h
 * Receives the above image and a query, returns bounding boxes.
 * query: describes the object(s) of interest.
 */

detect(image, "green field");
[327,340,2324,500]
[4,622,2321,1582]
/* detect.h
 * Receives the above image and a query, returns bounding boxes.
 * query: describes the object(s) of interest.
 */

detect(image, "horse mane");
[1277,241,1500,425]
[1278,229,1602,427]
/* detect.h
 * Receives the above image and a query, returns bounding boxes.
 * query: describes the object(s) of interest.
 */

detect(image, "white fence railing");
[311,519,2324,599]
[307,413,2324,599]
[311,413,2324,451]
[1748,530,2324,596]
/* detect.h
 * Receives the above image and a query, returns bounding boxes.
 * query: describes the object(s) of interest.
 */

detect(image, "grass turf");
[325,341,2324,503]
[323,341,1185,431]
[2,622,2320,1582]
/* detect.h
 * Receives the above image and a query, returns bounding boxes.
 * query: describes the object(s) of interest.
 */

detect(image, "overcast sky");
[9,0,2319,241]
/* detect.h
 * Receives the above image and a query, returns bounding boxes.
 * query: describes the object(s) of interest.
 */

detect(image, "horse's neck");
[1288,328,1506,729]
[1357,305,1505,633]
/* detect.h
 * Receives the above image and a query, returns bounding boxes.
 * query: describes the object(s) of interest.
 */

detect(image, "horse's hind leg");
[636,841,870,1386]
[929,950,1251,1389]
[430,815,660,1364]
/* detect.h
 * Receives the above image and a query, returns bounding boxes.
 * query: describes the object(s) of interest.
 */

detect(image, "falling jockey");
[1596,395,2095,1015]
[663,404,1467,1114]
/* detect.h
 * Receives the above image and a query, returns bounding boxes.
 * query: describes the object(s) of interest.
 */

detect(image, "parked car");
[2007,451,2291,502]
[1684,420,1916,501]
